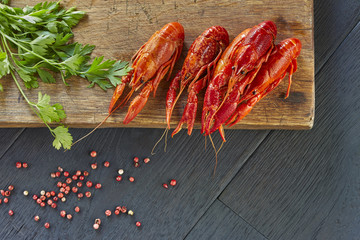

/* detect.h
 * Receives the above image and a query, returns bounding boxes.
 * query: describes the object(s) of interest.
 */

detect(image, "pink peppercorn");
[86,181,93,188]
[15,162,22,168]
[105,210,111,217]
[90,151,97,157]
[60,210,66,218]
[170,179,177,186]
[75,206,80,213]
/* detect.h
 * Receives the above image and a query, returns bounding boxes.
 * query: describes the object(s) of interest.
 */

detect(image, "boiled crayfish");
[166,26,229,137]
[224,38,302,127]
[108,22,185,124]
[201,21,277,141]
[203,37,301,140]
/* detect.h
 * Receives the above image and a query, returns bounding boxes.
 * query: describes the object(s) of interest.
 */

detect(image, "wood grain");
[0,0,314,130]
[0,127,269,239]
[314,0,360,72]
[185,200,267,240]
[219,20,360,240]
[0,129,24,158]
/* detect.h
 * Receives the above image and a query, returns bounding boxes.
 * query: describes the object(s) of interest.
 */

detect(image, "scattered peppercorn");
[103,161,110,167]
[8,210,14,216]
[144,158,150,164]
[91,163,97,170]
[93,223,100,230]
[90,151,97,157]
[44,222,50,229]
[105,210,111,217]
[60,210,66,218]
[85,191,92,198]
[162,183,169,189]
[129,177,135,182]
[135,221,141,227]
[170,179,177,186]
[75,206,80,213]
[34,215,40,222]
[15,162,22,168]
[86,181,93,188]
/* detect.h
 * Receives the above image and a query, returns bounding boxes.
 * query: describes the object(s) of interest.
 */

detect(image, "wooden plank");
[0,0,314,129]
[219,21,360,240]
[0,127,268,239]
[185,200,267,240]
[314,0,360,71]
[0,129,24,158]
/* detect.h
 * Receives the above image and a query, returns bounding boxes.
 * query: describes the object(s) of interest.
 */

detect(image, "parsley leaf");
[36,92,66,123]
[52,126,73,150]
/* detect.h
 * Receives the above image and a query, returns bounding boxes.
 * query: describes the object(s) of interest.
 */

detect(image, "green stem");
[0,32,58,67]
[9,62,55,137]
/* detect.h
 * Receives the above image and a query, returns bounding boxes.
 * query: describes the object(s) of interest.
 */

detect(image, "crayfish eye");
[252,90,256,95]
[240,70,246,75]
[231,66,235,70]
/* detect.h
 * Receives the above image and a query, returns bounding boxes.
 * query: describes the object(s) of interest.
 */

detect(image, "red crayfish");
[224,38,302,127]
[108,22,185,123]
[166,26,229,137]
[201,20,277,141]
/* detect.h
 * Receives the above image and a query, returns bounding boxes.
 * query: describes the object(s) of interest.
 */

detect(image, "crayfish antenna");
[65,113,112,151]
[65,93,129,151]
[151,128,169,155]
[208,131,225,177]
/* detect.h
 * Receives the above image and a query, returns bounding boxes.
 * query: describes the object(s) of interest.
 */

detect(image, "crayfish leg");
[166,71,182,129]
[172,76,207,137]
[285,59,296,99]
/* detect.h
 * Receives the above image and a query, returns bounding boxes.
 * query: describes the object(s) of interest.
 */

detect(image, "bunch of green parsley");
[0,1,131,150]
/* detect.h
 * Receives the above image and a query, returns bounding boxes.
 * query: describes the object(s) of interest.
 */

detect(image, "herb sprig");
[0,1,131,149]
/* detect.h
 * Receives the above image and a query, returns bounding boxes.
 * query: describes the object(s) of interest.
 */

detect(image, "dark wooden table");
[0,0,359,239]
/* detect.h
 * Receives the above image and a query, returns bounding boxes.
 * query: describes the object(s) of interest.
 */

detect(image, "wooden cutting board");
[0,0,314,130]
